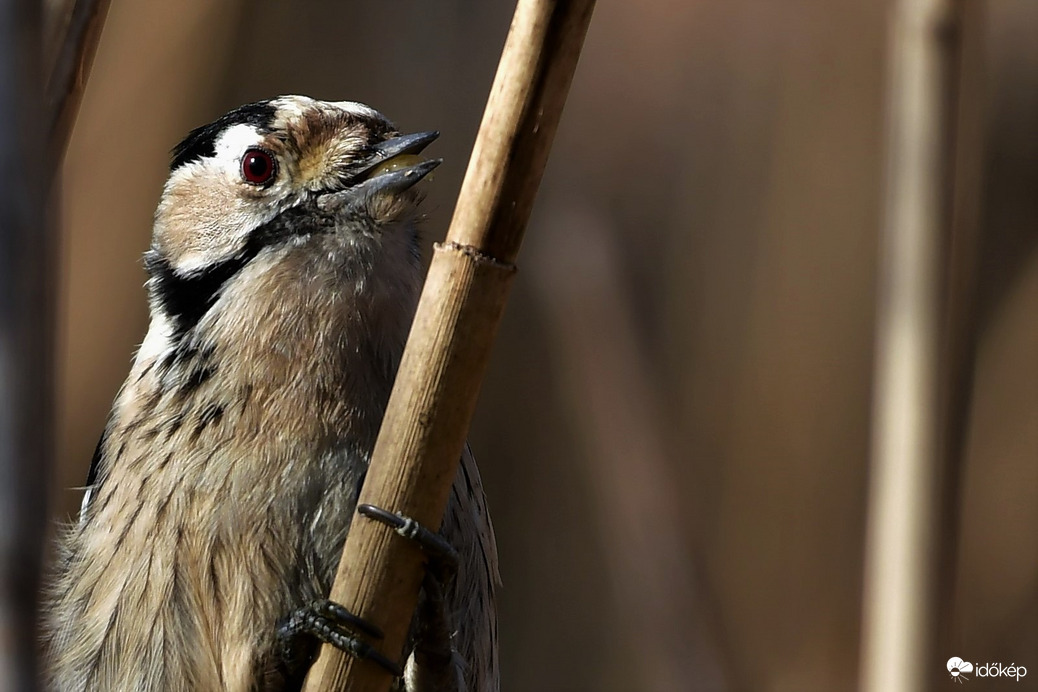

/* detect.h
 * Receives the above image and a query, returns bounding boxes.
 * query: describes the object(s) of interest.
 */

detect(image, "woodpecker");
[45,96,499,692]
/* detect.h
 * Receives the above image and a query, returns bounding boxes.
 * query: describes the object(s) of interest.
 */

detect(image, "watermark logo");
[947,658,974,684]
[947,657,1028,683]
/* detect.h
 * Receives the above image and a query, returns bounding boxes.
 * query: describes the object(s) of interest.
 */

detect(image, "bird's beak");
[319,131,441,211]
[355,157,442,196]
[366,131,440,169]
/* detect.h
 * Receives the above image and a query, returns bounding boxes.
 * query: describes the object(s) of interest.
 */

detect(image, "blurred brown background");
[51,1,1036,690]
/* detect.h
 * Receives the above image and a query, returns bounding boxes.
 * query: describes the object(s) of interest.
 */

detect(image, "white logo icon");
[947,657,974,684]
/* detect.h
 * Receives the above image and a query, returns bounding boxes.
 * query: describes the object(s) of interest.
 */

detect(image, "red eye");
[241,148,276,184]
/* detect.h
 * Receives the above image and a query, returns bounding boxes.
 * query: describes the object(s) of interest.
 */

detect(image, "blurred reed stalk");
[860,1,970,690]
[0,1,108,687]
[933,0,986,661]
[533,204,730,691]
[1,0,46,689]
[44,0,110,176]
[302,1,596,690]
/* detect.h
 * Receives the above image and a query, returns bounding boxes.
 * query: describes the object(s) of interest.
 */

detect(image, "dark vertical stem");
[45,0,111,177]
[0,0,51,689]
[934,0,985,661]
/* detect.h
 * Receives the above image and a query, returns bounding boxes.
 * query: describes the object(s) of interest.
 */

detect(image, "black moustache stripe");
[146,204,330,339]
[145,249,256,339]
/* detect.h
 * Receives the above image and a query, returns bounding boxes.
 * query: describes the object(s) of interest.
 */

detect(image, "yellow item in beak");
[367,154,429,180]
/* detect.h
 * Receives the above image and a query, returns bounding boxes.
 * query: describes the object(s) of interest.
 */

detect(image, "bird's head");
[145,95,438,339]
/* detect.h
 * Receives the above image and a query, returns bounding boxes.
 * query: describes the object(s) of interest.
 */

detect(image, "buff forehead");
[268,96,395,190]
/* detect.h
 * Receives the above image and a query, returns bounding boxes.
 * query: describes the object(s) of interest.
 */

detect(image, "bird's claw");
[277,598,402,677]
[357,504,459,573]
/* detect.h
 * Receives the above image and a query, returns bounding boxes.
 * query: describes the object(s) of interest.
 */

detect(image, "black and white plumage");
[45,96,499,692]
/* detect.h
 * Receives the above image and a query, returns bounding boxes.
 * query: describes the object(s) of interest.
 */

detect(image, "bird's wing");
[438,443,500,692]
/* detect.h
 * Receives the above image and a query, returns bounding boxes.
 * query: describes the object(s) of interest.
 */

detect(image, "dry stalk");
[860,1,965,690]
[45,0,111,177]
[301,1,596,690]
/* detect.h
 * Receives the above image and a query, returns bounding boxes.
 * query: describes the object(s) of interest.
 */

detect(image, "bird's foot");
[356,504,459,579]
[358,504,462,689]
[276,598,402,677]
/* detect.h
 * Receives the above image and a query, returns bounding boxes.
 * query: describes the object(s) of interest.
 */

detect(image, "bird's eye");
[241,148,276,185]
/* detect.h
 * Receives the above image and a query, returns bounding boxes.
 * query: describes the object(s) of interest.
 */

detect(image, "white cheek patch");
[156,152,285,275]
[172,209,259,273]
